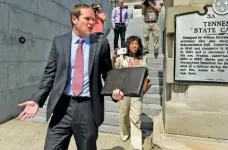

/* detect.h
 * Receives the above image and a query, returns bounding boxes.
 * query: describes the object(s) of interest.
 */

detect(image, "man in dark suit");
[17,4,124,150]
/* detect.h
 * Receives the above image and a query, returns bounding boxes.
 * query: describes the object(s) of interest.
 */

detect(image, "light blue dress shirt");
[111,7,128,24]
[64,31,90,97]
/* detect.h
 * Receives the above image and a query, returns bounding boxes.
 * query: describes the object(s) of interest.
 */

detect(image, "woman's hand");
[112,48,119,68]
[114,48,118,56]
[112,48,118,60]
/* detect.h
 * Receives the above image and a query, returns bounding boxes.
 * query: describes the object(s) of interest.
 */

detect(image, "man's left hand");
[112,89,124,100]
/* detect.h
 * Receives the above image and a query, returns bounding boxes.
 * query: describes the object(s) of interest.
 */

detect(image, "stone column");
[152,0,228,149]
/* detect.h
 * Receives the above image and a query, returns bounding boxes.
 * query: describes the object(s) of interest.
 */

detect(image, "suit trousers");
[44,94,98,150]
[113,23,126,49]
[119,96,143,150]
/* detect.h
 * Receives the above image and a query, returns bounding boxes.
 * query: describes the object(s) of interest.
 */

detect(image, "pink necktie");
[72,39,84,96]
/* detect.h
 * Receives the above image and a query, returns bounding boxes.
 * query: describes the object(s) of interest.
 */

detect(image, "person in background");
[112,36,149,150]
[92,3,106,39]
[142,0,161,57]
[112,0,129,49]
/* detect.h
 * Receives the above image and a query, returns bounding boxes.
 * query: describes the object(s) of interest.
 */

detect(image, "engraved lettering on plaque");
[174,4,228,82]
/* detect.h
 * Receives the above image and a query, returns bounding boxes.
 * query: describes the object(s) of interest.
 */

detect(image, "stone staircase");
[30,8,163,139]
[99,15,163,137]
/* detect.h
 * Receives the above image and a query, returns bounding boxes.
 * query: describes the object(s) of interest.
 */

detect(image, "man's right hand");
[112,24,115,29]
[112,89,124,101]
[17,101,39,120]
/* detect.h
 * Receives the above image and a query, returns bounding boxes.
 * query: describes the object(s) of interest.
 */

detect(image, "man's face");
[72,8,95,37]
[118,0,124,7]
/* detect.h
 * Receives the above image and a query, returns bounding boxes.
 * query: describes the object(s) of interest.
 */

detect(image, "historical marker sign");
[174,4,228,83]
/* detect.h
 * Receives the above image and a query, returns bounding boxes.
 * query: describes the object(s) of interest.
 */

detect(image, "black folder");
[101,67,147,97]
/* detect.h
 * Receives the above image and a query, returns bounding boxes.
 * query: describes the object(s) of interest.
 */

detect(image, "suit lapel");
[63,32,72,73]
[63,32,98,77]
[88,34,98,77]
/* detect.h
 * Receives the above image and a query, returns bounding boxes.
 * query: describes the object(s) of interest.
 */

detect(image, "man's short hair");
[70,4,92,26]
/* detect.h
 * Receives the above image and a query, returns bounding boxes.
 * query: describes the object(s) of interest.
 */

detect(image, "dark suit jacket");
[31,32,113,126]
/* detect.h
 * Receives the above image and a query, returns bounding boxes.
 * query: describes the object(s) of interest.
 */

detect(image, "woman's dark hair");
[124,36,144,59]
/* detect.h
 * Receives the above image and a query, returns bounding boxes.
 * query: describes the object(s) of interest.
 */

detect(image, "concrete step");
[36,91,163,118]
[146,53,164,59]
[149,77,163,85]
[106,93,162,105]
[148,67,163,72]
[147,63,163,71]
[143,94,162,105]
[103,112,154,130]
[101,83,163,96]
[99,124,153,138]
[147,58,164,64]
[132,9,142,18]
[104,100,161,117]
[32,111,160,132]
[147,85,163,94]
[35,99,162,118]
[149,70,163,78]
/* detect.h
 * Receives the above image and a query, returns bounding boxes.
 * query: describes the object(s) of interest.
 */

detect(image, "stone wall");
[0,0,76,124]
[0,0,112,124]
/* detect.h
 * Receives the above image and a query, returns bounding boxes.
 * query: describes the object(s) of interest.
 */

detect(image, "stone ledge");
[190,0,213,5]
[165,106,228,139]
[152,112,228,150]
[173,0,190,6]
[166,6,204,34]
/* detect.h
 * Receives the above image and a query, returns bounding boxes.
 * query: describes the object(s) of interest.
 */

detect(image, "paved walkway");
[0,120,152,150]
